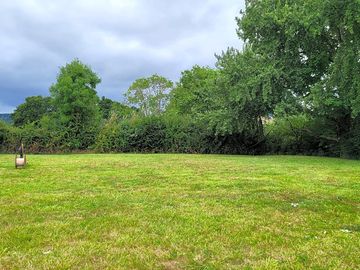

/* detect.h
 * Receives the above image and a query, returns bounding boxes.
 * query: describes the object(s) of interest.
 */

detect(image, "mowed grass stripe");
[0,154,359,269]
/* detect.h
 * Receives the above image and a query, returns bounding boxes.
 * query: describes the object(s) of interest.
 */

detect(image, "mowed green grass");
[0,154,359,270]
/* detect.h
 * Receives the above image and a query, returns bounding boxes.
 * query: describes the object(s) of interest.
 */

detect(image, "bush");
[0,117,70,154]
[339,116,360,159]
[164,116,214,153]
[266,114,339,156]
[96,115,166,153]
[0,121,11,152]
[96,115,216,154]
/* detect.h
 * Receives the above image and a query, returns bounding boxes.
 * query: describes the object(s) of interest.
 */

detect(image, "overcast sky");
[0,0,245,113]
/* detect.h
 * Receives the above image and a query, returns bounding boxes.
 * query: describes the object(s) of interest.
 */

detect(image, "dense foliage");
[12,96,52,127]
[238,0,360,158]
[125,74,173,116]
[1,0,359,158]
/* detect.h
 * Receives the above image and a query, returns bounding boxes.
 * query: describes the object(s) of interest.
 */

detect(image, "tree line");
[1,0,359,158]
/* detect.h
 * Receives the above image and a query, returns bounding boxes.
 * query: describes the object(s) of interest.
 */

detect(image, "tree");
[99,96,114,119]
[238,0,335,98]
[167,65,218,117]
[110,102,136,119]
[215,47,277,133]
[12,96,52,126]
[197,47,280,153]
[237,0,360,157]
[125,74,173,116]
[50,59,101,149]
[99,96,135,120]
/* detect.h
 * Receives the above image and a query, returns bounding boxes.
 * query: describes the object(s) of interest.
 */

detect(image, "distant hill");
[0,114,12,124]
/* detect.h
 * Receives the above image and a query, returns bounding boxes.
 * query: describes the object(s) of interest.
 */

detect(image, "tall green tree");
[238,0,335,97]
[167,65,218,117]
[188,47,280,154]
[12,96,53,127]
[50,59,101,149]
[125,74,173,116]
[238,0,360,157]
[213,47,279,137]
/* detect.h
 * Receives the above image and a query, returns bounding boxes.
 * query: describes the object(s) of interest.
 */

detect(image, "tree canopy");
[125,74,173,116]
[237,0,360,157]
[12,96,52,127]
[49,59,102,149]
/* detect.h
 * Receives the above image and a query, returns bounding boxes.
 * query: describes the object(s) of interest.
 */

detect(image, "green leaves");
[49,59,102,149]
[237,0,360,157]
[125,74,173,116]
[12,96,52,127]
[212,47,278,136]
[168,65,218,117]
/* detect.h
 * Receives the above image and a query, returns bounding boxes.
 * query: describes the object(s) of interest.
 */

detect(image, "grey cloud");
[0,0,244,112]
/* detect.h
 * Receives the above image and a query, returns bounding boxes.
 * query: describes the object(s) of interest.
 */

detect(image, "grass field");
[0,154,359,269]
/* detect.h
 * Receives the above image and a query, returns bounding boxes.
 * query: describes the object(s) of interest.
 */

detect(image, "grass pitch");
[0,154,359,269]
